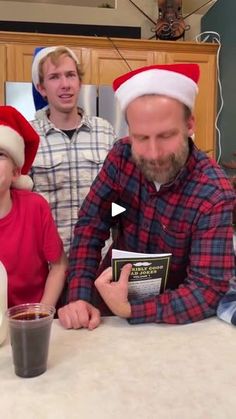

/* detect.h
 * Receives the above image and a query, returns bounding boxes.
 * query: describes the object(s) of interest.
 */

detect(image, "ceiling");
[4,1,217,16]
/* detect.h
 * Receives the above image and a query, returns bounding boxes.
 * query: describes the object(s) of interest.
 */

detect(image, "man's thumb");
[119,263,132,284]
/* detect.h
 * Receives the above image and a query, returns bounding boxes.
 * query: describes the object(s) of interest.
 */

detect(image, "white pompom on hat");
[32,45,79,91]
[0,106,39,190]
[113,63,200,112]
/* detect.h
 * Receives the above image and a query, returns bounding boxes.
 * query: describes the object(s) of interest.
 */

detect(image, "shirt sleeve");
[67,142,123,303]
[39,196,63,263]
[128,198,236,324]
[217,277,236,325]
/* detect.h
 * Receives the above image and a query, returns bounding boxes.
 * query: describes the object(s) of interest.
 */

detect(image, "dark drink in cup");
[7,303,55,378]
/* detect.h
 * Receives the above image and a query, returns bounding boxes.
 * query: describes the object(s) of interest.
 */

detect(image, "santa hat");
[32,45,79,91]
[0,106,39,190]
[113,63,200,112]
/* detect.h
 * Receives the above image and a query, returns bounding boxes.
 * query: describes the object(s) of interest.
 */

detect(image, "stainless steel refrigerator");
[5,82,128,139]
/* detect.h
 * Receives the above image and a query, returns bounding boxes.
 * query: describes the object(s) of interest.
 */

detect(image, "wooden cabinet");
[164,51,216,155]
[5,44,84,82]
[0,31,218,156]
[7,45,35,81]
[0,45,6,103]
[89,48,155,85]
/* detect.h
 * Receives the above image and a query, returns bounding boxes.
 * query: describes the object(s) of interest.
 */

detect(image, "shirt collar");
[35,106,92,134]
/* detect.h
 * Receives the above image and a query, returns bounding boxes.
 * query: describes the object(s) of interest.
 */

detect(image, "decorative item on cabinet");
[128,0,214,40]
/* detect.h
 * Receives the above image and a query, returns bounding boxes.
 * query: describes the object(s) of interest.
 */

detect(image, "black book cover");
[112,249,171,300]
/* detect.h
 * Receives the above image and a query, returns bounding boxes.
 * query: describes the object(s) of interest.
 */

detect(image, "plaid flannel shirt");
[30,107,117,254]
[67,138,236,324]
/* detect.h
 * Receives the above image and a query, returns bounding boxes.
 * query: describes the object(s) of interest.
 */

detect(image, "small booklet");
[112,249,171,300]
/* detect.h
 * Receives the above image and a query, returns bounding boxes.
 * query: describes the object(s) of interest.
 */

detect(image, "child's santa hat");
[0,106,39,190]
[113,63,200,112]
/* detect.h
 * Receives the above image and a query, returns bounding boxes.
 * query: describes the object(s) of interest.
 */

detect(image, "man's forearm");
[128,282,223,325]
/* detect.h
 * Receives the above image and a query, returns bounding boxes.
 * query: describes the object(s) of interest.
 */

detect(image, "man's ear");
[36,83,47,100]
[187,115,195,137]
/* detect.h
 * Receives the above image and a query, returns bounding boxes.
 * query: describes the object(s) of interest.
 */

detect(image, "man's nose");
[146,139,161,160]
[60,76,70,87]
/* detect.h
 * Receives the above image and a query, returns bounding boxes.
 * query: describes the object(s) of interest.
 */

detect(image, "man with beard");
[58,63,236,329]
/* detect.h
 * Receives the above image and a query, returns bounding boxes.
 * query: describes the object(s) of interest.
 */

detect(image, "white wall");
[0,0,201,40]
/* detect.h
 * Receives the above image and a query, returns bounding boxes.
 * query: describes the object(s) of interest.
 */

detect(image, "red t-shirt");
[0,189,63,307]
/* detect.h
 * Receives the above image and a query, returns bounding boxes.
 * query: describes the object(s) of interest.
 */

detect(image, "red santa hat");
[0,106,39,190]
[113,63,200,111]
[32,45,79,90]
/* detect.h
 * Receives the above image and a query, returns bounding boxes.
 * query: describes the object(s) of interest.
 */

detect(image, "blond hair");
[38,47,84,85]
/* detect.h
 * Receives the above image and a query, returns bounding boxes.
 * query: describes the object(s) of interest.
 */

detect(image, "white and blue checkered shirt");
[30,107,117,254]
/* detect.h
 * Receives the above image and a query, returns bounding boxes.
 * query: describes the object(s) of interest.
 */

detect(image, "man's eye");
[134,136,148,141]
[159,133,175,140]
[49,74,59,80]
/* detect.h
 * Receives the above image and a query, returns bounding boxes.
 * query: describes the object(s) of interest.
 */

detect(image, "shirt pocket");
[78,149,108,183]
[32,154,65,192]
[156,222,191,268]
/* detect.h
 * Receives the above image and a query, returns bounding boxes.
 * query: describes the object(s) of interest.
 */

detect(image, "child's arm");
[40,250,68,307]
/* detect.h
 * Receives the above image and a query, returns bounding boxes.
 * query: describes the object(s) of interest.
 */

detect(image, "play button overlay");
[111,203,126,217]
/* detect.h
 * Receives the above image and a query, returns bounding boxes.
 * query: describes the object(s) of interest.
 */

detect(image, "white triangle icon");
[111,202,126,217]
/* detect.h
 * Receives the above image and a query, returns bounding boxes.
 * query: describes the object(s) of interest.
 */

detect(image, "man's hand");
[95,263,132,318]
[58,300,101,330]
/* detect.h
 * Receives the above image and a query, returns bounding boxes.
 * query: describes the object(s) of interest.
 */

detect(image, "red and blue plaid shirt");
[67,138,236,324]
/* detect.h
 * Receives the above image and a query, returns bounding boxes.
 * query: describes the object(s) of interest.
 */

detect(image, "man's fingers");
[95,267,113,288]
[88,307,101,330]
[95,264,132,290]
[58,305,82,329]
[58,308,72,329]
[58,301,101,330]
[77,306,90,328]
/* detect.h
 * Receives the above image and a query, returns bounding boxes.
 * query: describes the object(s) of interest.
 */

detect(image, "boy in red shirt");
[0,106,67,308]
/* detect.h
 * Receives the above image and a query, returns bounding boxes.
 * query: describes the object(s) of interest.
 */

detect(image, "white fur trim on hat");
[115,68,198,111]
[11,175,34,191]
[32,46,79,90]
[0,125,24,168]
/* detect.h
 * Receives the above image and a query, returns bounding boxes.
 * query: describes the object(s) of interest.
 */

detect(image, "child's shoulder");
[12,189,49,208]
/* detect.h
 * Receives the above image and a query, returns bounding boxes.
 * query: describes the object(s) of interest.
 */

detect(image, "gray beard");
[132,140,189,184]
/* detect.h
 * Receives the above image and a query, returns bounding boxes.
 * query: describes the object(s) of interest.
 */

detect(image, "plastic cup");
[7,303,55,378]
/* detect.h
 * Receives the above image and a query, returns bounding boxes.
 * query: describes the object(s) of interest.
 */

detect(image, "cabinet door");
[6,45,83,82]
[90,48,155,85]
[164,52,216,157]
[7,45,35,81]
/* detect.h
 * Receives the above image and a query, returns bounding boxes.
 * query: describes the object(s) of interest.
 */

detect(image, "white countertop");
[1,316,236,419]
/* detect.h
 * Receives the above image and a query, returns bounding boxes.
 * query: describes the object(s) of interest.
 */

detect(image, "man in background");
[30,46,117,254]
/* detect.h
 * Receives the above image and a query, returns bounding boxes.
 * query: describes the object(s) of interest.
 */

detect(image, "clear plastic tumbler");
[7,303,55,378]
